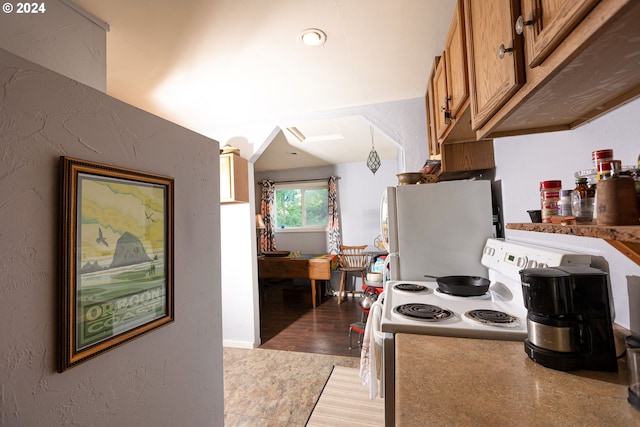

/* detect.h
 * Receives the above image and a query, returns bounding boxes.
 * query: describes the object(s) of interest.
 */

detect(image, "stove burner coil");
[393,303,453,321]
[394,283,428,292]
[464,309,517,325]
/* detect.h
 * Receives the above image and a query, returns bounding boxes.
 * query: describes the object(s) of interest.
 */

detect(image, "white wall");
[0,48,224,426]
[0,0,107,91]
[494,97,640,332]
[221,202,260,348]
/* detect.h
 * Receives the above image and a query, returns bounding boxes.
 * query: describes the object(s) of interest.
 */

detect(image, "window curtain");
[328,175,342,254]
[259,179,277,252]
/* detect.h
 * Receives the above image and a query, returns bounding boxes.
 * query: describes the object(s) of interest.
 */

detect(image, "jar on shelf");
[592,149,614,168]
[571,177,595,224]
[597,160,622,181]
[558,189,572,216]
[540,180,561,223]
[597,169,639,226]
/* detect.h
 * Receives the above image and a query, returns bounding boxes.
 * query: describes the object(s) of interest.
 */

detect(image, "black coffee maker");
[519,265,617,372]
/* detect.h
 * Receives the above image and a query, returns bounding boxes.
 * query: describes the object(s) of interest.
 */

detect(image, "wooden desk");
[258,255,334,308]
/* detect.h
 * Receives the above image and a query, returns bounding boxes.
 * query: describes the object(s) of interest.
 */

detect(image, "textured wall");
[0,0,107,91]
[0,48,224,426]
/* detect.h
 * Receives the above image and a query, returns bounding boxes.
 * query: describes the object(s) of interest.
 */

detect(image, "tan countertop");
[395,333,640,427]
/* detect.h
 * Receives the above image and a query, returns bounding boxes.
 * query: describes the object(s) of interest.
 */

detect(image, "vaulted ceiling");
[73,0,456,170]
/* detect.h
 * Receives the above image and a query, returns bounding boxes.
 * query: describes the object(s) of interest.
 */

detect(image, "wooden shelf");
[506,223,640,265]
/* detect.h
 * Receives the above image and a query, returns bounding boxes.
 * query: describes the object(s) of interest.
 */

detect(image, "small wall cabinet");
[220,153,249,204]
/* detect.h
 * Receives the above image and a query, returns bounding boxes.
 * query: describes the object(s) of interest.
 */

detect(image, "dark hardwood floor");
[259,279,364,358]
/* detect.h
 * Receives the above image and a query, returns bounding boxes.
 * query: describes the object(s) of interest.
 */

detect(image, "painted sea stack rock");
[110,232,151,268]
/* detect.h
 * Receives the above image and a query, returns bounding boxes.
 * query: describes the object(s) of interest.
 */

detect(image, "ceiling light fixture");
[299,28,327,47]
[367,126,381,175]
[286,127,306,142]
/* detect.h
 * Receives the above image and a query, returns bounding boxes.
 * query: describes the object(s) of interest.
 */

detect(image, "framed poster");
[59,157,174,372]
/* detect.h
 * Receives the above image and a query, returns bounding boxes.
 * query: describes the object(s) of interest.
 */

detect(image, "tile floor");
[223,347,359,426]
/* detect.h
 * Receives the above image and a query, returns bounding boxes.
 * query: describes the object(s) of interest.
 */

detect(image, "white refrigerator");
[380,180,494,281]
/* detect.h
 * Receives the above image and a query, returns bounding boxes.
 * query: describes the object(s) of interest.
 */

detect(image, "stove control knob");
[516,256,528,268]
[538,263,548,268]
[526,260,538,268]
[483,246,495,256]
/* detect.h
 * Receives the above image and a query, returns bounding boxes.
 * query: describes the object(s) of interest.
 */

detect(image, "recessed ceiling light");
[299,28,326,47]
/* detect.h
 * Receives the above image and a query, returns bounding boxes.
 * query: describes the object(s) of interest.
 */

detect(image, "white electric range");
[376,238,592,426]
[380,278,528,340]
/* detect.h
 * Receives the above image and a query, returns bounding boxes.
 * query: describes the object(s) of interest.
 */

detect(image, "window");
[274,181,329,231]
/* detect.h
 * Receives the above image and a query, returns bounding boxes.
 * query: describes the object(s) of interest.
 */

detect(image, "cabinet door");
[426,58,440,157]
[521,0,599,67]
[445,0,469,119]
[433,53,450,141]
[465,0,525,130]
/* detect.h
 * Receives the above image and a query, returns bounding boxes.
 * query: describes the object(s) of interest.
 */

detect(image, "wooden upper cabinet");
[463,0,640,140]
[445,0,469,119]
[424,0,495,173]
[220,153,249,204]
[433,52,450,140]
[432,0,475,143]
[464,0,525,131]
[520,0,599,67]
[425,58,440,158]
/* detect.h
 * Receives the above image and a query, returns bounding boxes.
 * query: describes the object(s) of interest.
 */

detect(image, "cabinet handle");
[515,15,534,35]
[442,110,451,125]
[498,43,513,59]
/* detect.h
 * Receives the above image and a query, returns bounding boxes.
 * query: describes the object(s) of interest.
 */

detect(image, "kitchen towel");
[359,297,384,400]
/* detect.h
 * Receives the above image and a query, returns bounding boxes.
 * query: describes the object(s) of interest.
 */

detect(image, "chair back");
[338,245,368,270]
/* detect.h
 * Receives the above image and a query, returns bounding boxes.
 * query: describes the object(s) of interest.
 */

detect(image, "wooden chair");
[337,244,368,304]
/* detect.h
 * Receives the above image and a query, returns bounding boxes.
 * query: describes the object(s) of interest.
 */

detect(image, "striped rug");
[306,366,384,426]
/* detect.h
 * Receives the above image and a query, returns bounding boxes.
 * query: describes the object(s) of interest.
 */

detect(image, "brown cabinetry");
[433,54,450,140]
[432,0,474,143]
[464,0,525,131]
[220,153,249,204]
[425,59,440,158]
[464,0,640,140]
[440,139,495,173]
[521,0,599,67]
[425,0,495,174]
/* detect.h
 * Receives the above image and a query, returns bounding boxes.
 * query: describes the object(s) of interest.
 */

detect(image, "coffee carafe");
[625,334,640,410]
[519,265,617,372]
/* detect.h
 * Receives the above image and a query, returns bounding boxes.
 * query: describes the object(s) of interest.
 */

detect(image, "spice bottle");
[571,177,595,224]
[558,190,572,216]
[540,180,561,223]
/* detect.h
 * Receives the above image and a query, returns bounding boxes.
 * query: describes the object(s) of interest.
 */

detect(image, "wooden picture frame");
[59,157,174,372]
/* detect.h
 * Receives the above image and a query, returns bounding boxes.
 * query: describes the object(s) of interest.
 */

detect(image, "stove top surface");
[380,279,528,341]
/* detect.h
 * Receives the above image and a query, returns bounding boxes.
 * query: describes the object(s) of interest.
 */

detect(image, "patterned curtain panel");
[260,179,277,252]
[328,175,342,254]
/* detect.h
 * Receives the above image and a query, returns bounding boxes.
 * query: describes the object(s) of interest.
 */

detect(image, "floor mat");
[306,366,384,426]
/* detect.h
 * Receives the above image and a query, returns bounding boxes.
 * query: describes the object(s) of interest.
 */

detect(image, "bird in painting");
[96,227,108,247]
